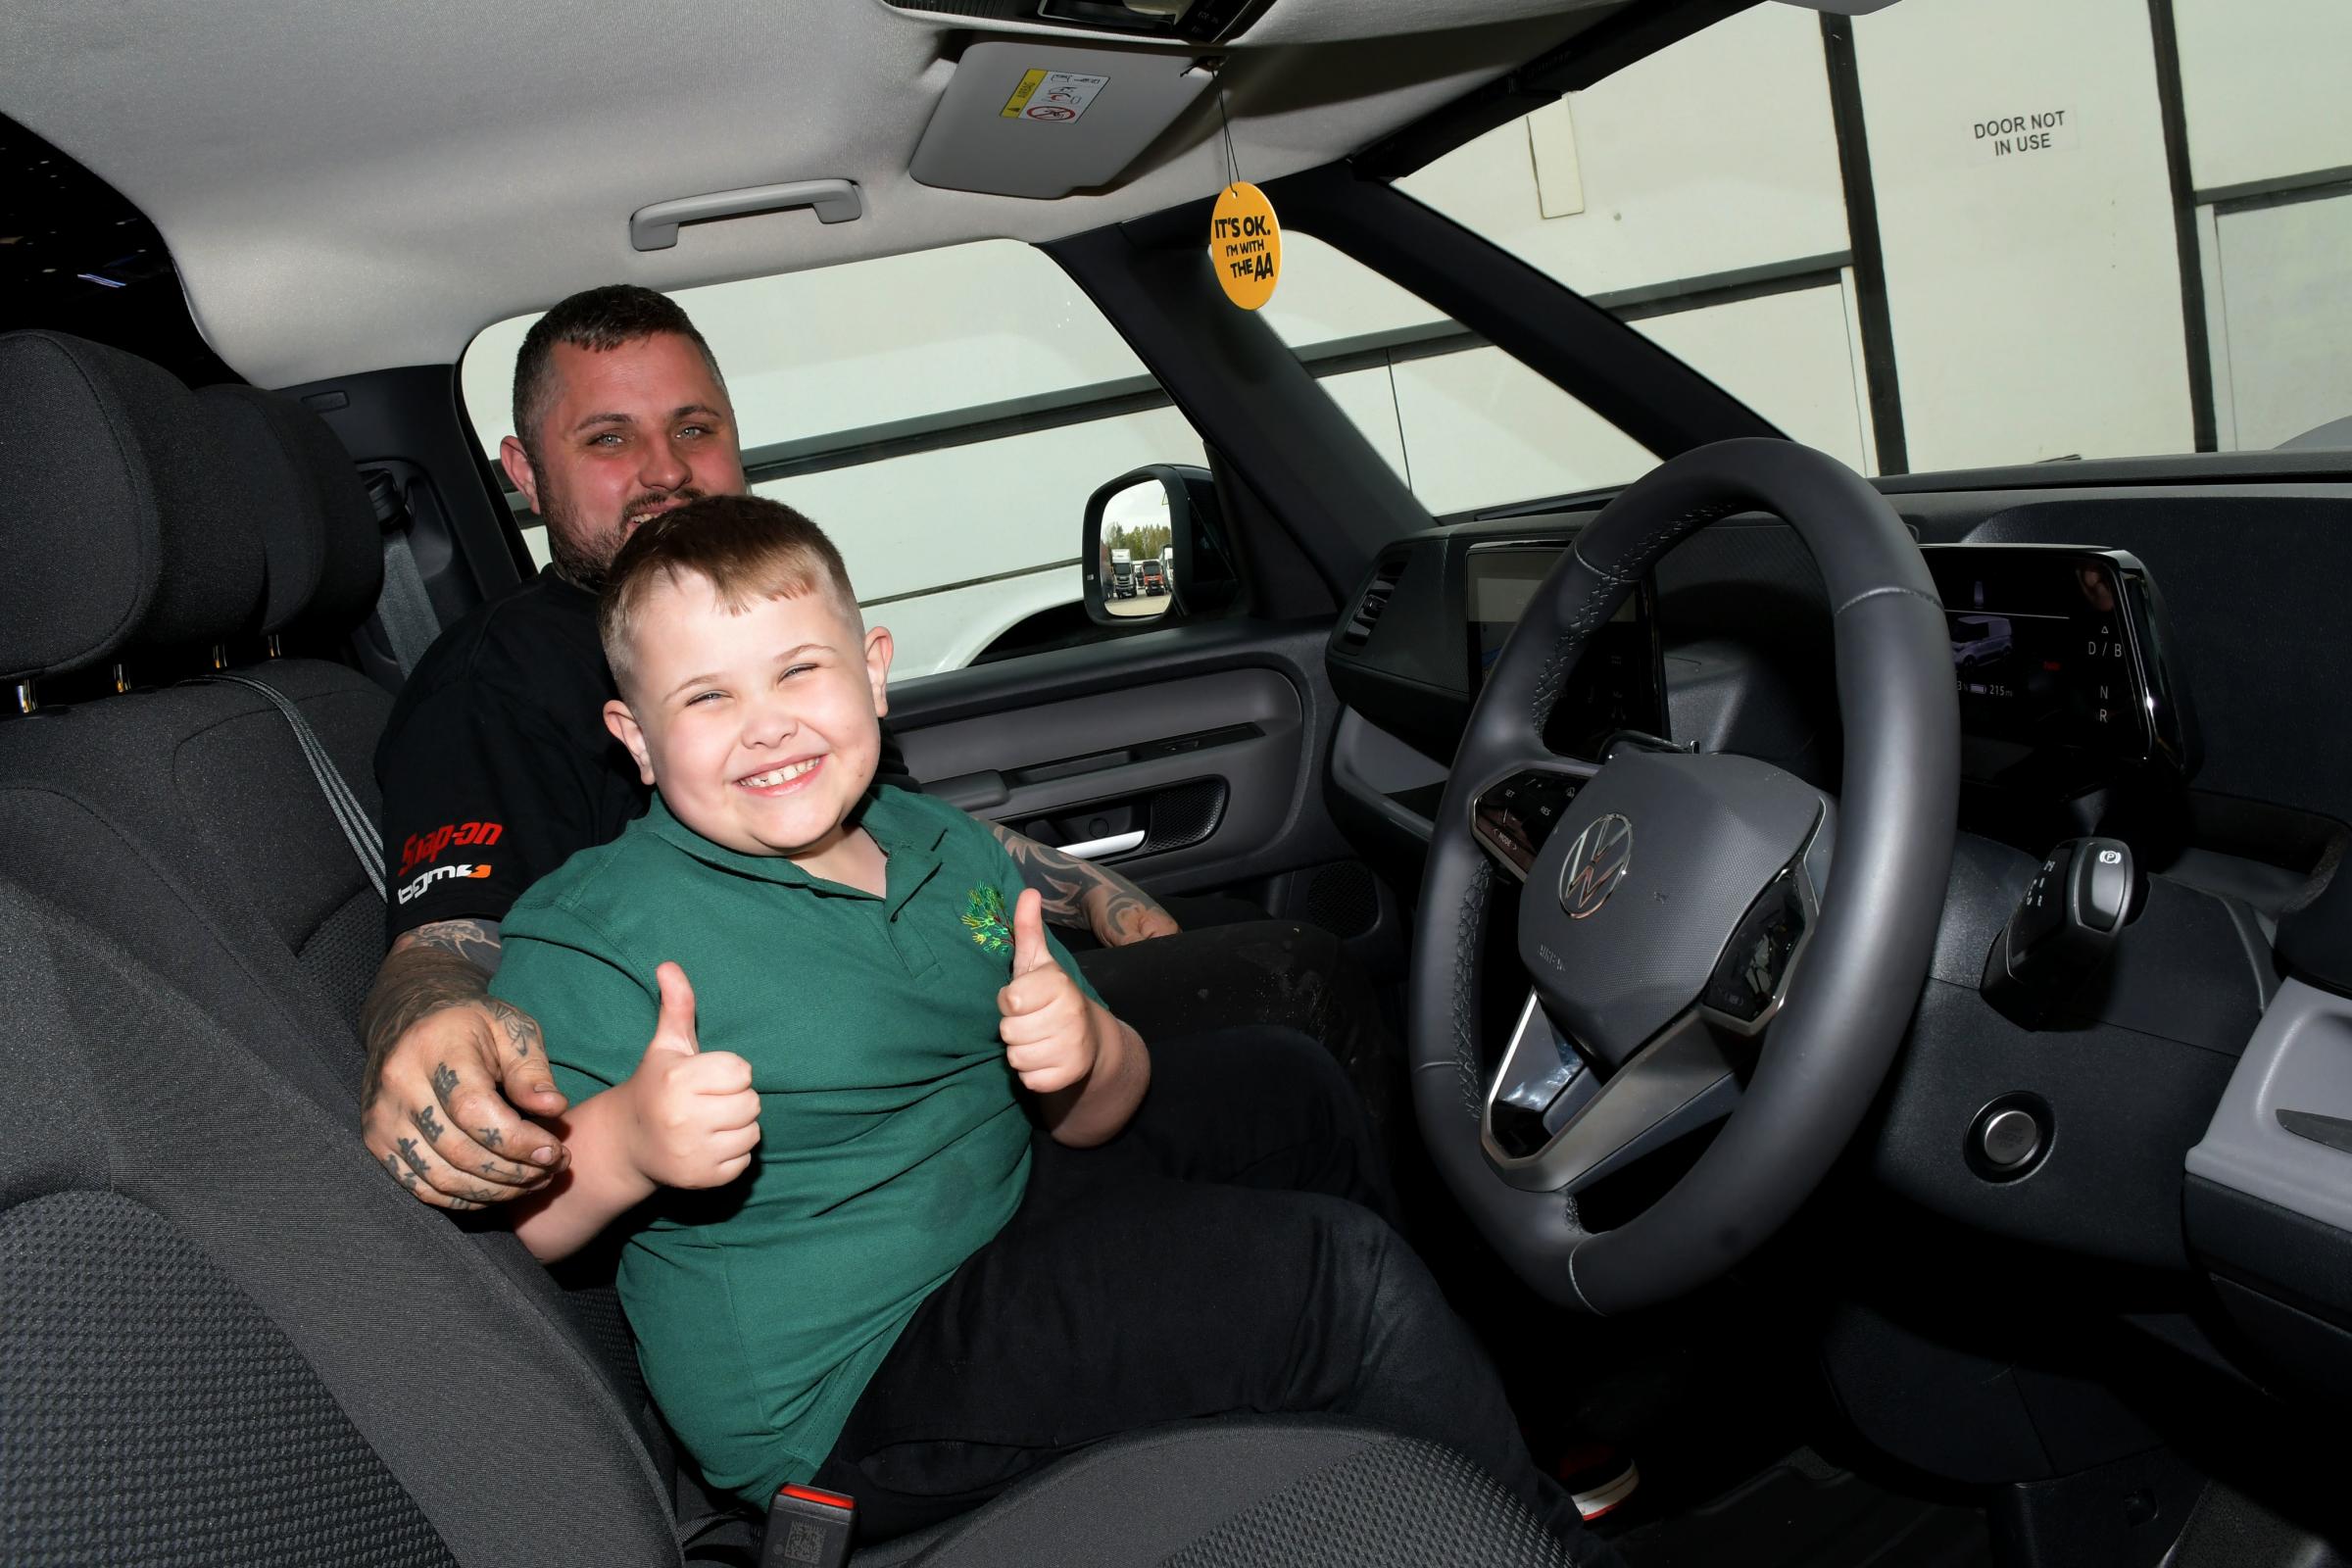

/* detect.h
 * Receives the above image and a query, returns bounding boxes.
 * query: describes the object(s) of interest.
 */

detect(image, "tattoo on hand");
[383,1152,420,1194]
[429,1062,458,1099]
[490,1000,542,1061]
[478,1126,504,1149]
[394,1138,431,1178]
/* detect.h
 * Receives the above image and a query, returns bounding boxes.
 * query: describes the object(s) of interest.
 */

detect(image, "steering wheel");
[1408,438,1960,1315]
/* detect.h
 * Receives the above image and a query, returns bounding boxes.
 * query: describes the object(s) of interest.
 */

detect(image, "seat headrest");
[198,385,383,638]
[0,331,266,681]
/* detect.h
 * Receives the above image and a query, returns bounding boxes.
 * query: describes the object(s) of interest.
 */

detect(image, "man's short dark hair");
[511,284,726,457]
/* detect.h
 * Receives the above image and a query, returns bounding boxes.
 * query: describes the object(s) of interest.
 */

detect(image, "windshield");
[1269,0,2352,500]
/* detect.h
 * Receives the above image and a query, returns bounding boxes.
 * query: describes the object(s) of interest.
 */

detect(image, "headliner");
[0,0,1622,386]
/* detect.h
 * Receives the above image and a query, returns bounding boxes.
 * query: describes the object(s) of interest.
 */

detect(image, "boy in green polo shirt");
[492,495,1606,1556]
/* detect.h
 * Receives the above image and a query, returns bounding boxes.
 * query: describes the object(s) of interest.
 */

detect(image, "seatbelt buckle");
[760,1483,857,1568]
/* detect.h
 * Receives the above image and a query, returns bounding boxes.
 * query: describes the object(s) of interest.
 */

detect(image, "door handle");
[629,179,863,251]
[1055,829,1145,861]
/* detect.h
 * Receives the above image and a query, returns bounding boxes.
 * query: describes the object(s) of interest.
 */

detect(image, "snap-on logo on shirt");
[398,820,503,877]
[397,862,494,905]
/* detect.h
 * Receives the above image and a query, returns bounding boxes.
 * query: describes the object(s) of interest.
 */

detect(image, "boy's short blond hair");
[599,495,860,695]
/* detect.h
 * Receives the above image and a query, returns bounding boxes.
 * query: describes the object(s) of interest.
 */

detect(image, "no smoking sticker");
[1209,182,1281,311]
[1002,69,1108,124]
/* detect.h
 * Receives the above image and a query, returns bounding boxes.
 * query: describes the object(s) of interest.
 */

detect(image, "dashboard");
[1319,478,2352,1426]
[1340,529,2197,823]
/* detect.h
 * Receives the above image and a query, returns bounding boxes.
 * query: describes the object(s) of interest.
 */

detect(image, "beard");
[537,474,706,591]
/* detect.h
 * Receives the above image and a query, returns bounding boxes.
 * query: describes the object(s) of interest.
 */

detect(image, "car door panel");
[885,617,1364,907]
[906,669,1295,882]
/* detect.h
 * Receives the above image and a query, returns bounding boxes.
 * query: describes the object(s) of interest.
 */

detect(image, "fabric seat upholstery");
[0,330,1576,1568]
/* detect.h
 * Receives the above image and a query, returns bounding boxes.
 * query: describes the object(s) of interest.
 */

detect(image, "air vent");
[1341,557,1407,649]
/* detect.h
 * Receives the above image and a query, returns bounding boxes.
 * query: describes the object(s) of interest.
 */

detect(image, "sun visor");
[911,40,1214,200]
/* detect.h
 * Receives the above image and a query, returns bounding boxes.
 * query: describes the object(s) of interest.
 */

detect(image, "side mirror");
[1081,464,1239,628]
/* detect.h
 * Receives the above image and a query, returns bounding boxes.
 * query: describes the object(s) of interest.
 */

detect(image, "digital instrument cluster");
[1921,546,2191,793]
[1465,543,1667,760]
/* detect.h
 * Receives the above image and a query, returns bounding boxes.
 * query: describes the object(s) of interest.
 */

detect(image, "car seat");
[0,329,1582,1566]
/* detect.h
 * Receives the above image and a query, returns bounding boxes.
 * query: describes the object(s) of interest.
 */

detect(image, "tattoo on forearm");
[413,1103,446,1143]
[989,824,1171,934]
[412,917,506,974]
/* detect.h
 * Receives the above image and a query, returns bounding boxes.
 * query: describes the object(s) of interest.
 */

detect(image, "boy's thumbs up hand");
[622,962,762,1189]
[650,961,701,1054]
[999,888,1098,1096]
[1010,886,1054,976]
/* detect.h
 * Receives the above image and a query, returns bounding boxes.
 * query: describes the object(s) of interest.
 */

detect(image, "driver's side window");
[462,241,1209,678]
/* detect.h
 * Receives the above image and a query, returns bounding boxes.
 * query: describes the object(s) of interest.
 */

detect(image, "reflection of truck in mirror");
[1160,545,1175,595]
[1136,559,1166,596]
[1109,547,1135,599]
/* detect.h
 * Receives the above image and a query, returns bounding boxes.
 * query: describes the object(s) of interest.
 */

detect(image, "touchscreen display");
[1468,546,1665,759]
[1922,548,2155,783]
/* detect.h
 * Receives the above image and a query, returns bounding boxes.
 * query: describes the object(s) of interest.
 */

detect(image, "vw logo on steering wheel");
[1558,813,1634,919]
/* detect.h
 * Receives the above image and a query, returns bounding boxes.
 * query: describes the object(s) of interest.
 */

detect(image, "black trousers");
[808,1027,1604,1558]
[1071,915,1402,1151]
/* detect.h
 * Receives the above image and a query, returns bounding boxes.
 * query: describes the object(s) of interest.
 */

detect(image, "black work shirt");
[375,566,913,942]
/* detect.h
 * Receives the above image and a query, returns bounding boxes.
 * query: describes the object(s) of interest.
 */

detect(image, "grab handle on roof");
[629,179,863,252]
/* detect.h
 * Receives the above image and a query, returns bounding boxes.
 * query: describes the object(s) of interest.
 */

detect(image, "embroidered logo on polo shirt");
[960,885,1011,956]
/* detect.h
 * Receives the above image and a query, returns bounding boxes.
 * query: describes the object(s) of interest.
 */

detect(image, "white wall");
[2203,193,2352,450]
[1636,279,1872,473]
[2175,0,2352,193]
[1852,0,2194,469]
[1399,4,1851,296]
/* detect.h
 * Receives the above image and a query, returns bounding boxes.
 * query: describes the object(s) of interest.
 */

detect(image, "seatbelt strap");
[377,529,441,676]
[364,468,442,677]
[201,672,386,902]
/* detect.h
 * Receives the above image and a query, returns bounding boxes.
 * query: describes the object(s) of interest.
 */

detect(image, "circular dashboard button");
[1980,1107,2042,1169]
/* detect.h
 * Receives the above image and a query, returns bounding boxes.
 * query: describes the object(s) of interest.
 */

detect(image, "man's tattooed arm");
[989,824,1181,946]
[359,920,534,1108]
[358,917,565,1208]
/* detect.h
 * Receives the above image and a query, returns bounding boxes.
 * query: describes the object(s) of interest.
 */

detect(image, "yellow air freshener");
[1209,181,1281,311]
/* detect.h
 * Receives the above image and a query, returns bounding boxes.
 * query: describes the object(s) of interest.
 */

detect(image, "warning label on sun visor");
[1002,69,1108,123]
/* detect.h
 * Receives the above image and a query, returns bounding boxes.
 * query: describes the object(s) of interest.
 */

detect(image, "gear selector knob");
[1982,837,2140,1028]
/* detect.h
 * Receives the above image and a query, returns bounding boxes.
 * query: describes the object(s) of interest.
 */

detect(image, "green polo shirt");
[489,785,1100,1505]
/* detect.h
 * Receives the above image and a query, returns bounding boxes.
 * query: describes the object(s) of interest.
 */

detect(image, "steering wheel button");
[1704,876,1808,1025]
